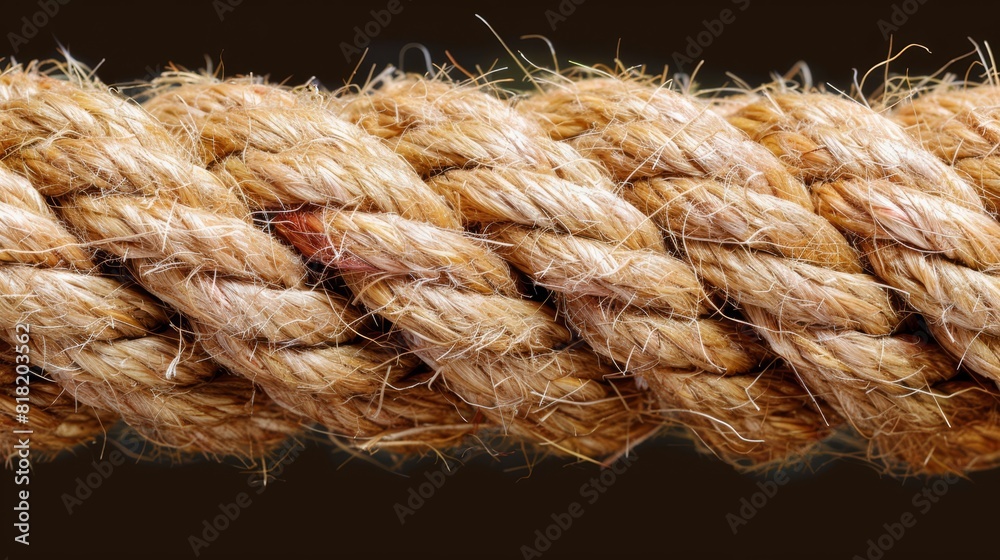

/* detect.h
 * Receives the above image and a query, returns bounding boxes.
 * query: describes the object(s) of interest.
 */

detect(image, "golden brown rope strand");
[3,60,1000,473]
[517,77,856,465]
[727,90,1000,471]
[519,76,1000,472]
[142,73,654,459]
[891,85,1000,213]
[0,63,464,455]
[332,74,823,466]
[890,85,1000,383]
[0,148,296,458]
[0,341,117,459]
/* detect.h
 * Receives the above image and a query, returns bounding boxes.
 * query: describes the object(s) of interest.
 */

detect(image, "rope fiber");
[4,59,1000,475]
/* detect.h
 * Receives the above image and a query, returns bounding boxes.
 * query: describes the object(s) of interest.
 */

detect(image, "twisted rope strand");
[334,74,829,465]
[728,90,1000,471]
[0,341,117,459]
[0,63,462,454]
[519,76,1000,472]
[0,145,296,458]
[143,73,653,459]
[891,85,1000,382]
[2,60,1000,474]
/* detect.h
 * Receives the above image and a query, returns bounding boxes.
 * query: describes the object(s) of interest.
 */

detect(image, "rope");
[3,60,1000,475]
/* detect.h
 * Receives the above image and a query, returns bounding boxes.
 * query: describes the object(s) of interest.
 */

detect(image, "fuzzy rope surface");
[3,59,1000,475]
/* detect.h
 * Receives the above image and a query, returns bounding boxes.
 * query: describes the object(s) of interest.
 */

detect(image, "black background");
[3,0,1000,558]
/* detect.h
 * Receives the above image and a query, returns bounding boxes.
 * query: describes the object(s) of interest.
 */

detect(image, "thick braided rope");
[326,74,828,465]
[0,341,117,457]
[891,85,1000,213]
[0,63,470,455]
[0,135,296,458]
[725,89,1000,471]
[890,85,1000,381]
[520,77,1000,472]
[142,73,655,459]
[341,75,741,457]
[3,61,1000,474]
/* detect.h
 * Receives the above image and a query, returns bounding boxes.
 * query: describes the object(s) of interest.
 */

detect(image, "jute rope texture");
[3,59,1000,475]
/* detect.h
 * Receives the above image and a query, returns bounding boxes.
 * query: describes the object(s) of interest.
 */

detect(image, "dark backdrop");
[3,1,999,559]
